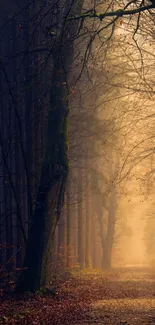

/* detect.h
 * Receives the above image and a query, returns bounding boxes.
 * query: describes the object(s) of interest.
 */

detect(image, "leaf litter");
[1,268,155,324]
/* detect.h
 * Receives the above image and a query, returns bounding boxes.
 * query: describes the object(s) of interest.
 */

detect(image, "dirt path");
[1,268,155,324]
[71,268,155,325]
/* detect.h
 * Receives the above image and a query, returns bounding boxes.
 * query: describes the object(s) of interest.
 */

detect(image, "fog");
[114,194,148,267]
[51,2,155,272]
[93,17,155,269]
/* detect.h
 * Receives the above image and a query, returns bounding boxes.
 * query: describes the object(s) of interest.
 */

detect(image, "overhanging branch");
[67,4,154,22]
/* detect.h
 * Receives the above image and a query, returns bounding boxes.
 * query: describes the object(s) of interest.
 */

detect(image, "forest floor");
[1,267,155,324]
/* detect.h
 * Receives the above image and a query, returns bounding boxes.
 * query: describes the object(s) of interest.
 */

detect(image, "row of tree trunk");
[0,0,117,292]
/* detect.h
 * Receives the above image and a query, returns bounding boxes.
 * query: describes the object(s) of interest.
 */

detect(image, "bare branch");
[67,4,154,22]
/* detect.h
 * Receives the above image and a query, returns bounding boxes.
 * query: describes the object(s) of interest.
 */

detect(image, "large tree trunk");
[16,56,69,292]
[16,0,84,293]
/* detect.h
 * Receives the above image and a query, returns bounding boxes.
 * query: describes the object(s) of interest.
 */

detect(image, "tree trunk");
[77,168,85,269]
[16,0,84,292]
[102,188,116,270]
[16,52,69,292]
[57,195,67,265]
[85,166,91,268]
[91,209,97,268]
[66,189,72,268]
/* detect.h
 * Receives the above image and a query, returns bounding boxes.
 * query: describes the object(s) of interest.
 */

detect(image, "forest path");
[71,268,155,325]
[1,268,155,324]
